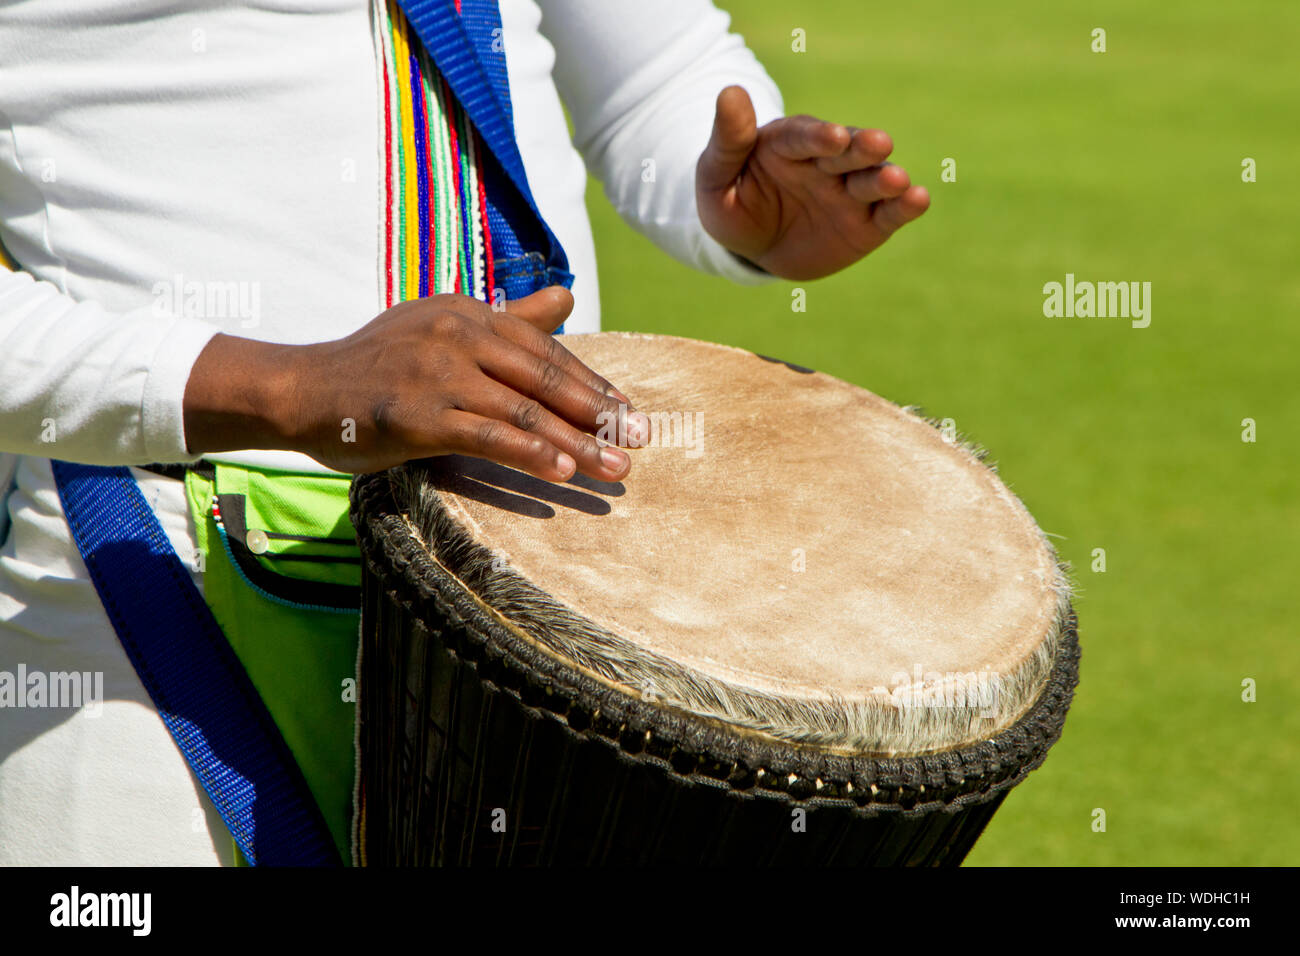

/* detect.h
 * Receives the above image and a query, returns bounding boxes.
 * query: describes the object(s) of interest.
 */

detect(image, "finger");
[437,409,579,483]
[468,379,632,482]
[488,307,638,409]
[767,115,853,162]
[845,162,911,205]
[870,185,931,238]
[503,286,574,334]
[475,332,649,445]
[696,85,757,192]
[816,127,893,175]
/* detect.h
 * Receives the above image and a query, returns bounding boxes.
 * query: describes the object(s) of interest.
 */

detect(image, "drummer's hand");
[696,86,931,281]
[183,288,646,482]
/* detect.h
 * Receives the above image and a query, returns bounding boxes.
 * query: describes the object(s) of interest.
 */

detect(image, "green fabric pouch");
[183,461,361,864]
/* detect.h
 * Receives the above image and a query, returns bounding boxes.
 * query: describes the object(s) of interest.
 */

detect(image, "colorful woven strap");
[378,0,493,306]
[393,0,574,302]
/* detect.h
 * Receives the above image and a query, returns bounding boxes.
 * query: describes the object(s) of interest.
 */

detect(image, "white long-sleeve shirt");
[0,0,782,864]
[0,0,781,473]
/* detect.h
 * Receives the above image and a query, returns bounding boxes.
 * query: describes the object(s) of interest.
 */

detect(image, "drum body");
[351,333,1079,866]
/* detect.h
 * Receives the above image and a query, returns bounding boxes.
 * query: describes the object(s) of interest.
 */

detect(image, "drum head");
[382,333,1070,756]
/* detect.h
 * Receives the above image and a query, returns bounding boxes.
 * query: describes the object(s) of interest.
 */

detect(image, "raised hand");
[696,86,931,281]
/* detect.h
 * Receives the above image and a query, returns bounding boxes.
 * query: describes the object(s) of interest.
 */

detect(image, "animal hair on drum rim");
[389,412,1073,758]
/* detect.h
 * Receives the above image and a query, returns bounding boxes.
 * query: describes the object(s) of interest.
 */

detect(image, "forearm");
[181,333,303,458]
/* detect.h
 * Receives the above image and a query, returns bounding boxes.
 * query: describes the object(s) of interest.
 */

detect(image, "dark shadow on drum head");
[566,472,625,497]
[422,455,618,517]
[437,475,556,519]
[755,353,816,375]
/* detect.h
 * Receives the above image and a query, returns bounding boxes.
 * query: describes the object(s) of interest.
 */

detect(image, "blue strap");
[51,461,341,867]
[396,0,573,300]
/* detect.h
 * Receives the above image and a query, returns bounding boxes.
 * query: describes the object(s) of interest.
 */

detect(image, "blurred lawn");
[584,0,1298,865]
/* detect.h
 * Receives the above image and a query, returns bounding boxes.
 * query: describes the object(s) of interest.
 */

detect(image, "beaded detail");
[374,0,493,309]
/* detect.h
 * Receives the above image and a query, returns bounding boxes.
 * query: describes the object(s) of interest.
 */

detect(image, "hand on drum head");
[182,288,648,482]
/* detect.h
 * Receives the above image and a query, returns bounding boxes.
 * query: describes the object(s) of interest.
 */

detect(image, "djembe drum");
[350,333,1079,866]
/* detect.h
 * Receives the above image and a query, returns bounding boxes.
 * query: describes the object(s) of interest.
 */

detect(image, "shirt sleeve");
[535,0,784,285]
[0,264,220,465]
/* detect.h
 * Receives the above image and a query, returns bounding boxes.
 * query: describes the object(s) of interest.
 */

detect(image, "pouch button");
[245,529,270,555]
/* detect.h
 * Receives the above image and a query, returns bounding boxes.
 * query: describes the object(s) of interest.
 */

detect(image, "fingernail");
[600,447,629,473]
[607,386,632,407]
[556,453,576,477]
[625,412,650,446]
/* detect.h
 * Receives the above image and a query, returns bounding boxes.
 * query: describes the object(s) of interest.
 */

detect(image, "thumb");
[697,85,757,193]
[505,285,574,333]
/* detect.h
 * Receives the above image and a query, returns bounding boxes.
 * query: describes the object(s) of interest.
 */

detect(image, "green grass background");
[583,0,1298,865]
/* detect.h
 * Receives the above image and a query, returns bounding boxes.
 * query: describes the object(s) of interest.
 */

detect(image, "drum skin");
[349,333,1080,866]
